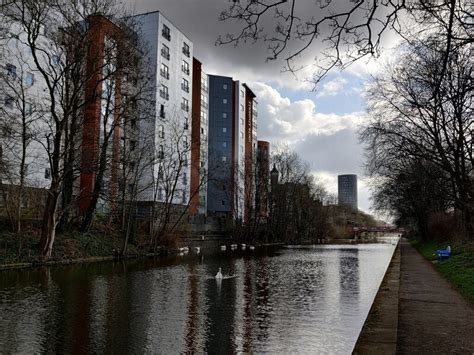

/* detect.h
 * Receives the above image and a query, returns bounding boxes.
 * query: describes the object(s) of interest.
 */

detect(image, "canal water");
[0,242,396,353]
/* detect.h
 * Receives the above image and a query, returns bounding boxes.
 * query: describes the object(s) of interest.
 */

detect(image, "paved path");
[397,239,474,354]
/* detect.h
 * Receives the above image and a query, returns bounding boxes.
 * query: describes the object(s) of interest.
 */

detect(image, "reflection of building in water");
[146,266,189,351]
[185,262,209,353]
[232,257,258,352]
[339,248,360,304]
[204,260,237,352]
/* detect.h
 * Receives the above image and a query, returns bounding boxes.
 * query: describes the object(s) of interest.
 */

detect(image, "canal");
[0,242,396,353]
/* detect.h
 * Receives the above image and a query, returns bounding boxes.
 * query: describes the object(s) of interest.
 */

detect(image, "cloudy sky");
[127,0,400,213]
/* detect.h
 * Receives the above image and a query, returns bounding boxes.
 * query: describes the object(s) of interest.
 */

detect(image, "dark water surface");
[0,243,396,354]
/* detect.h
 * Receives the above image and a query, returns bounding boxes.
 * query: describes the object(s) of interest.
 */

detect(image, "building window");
[184,117,189,130]
[162,24,171,41]
[240,131,244,139]
[182,191,187,204]
[223,142,227,148]
[201,93,208,108]
[4,95,13,108]
[181,97,189,112]
[222,156,226,162]
[160,84,169,100]
[160,104,165,118]
[181,60,189,75]
[223,98,227,104]
[128,184,134,194]
[44,168,51,179]
[159,145,164,159]
[130,140,136,151]
[183,172,187,185]
[181,78,189,93]
[223,112,227,118]
[223,84,227,90]
[160,63,169,79]
[240,104,244,112]
[201,76,208,92]
[222,127,227,133]
[24,72,34,86]
[5,63,16,78]
[221,200,225,206]
[25,102,32,115]
[182,60,189,75]
[129,161,135,172]
[183,136,188,148]
[161,44,170,60]
[159,125,165,138]
[241,90,244,98]
[182,42,190,57]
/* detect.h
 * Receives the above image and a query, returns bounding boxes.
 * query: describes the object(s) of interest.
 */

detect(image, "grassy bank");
[412,240,474,303]
[0,229,142,266]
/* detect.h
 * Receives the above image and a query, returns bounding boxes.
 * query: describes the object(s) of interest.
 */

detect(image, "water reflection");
[0,244,396,354]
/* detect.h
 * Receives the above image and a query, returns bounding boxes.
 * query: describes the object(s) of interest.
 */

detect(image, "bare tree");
[1,0,140,258]
[361,35,473,238]
[218,0,473,87]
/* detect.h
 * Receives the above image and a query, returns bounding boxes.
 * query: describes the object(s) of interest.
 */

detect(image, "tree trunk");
[40,189,59,258]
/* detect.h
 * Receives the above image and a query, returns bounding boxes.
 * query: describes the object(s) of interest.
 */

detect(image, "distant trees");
[267,147,332,243]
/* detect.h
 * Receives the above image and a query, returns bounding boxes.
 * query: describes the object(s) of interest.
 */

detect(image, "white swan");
[215,267,223,279]
[249,245,255,251]
[194,247,201,254]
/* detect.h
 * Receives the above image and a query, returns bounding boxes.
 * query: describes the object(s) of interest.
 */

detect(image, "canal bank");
[354,238,474,354]
[353,242,400,354]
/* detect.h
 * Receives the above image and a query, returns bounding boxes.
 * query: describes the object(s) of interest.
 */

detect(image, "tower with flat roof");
[338,174,358,210]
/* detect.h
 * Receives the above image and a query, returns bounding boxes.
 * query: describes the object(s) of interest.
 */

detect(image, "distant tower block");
[338,174,358,210]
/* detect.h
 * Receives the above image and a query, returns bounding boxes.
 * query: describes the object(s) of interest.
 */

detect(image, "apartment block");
[207,75,258,221]
[132,11,193,205]
[190,58,209,215]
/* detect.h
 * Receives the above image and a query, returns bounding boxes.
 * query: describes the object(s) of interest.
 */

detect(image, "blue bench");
[435,248,451,260]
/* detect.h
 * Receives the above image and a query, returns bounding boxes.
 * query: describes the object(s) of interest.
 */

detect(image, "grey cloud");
[128,0,400,87]
[294,129,364,176]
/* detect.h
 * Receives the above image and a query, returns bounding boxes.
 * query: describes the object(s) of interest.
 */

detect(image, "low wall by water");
[353,241,401,354]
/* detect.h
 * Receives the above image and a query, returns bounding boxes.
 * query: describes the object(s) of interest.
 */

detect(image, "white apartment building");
[132,11,193,205]
[0,20,56,192]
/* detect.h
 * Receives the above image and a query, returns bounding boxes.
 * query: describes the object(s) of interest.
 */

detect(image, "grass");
[0,228,142,266]
[411,239,474,304]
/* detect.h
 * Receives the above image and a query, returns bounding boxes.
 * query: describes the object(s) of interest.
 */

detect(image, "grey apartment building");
[207,75,258,221]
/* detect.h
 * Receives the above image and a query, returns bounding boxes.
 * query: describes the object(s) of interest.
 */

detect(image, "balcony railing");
[159,90,169,100]
[181,83,189,93]
[182,66,189,75]
[182,47,190,57]
[184,123,189,130]
[161,49,170,60]
[181,103,189,112]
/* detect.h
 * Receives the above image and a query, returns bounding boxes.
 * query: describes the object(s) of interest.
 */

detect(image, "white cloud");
[316,77,348,97]
[251,82,367,143]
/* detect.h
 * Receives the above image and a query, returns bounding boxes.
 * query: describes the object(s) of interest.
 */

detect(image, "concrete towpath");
[397,239,474,354]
